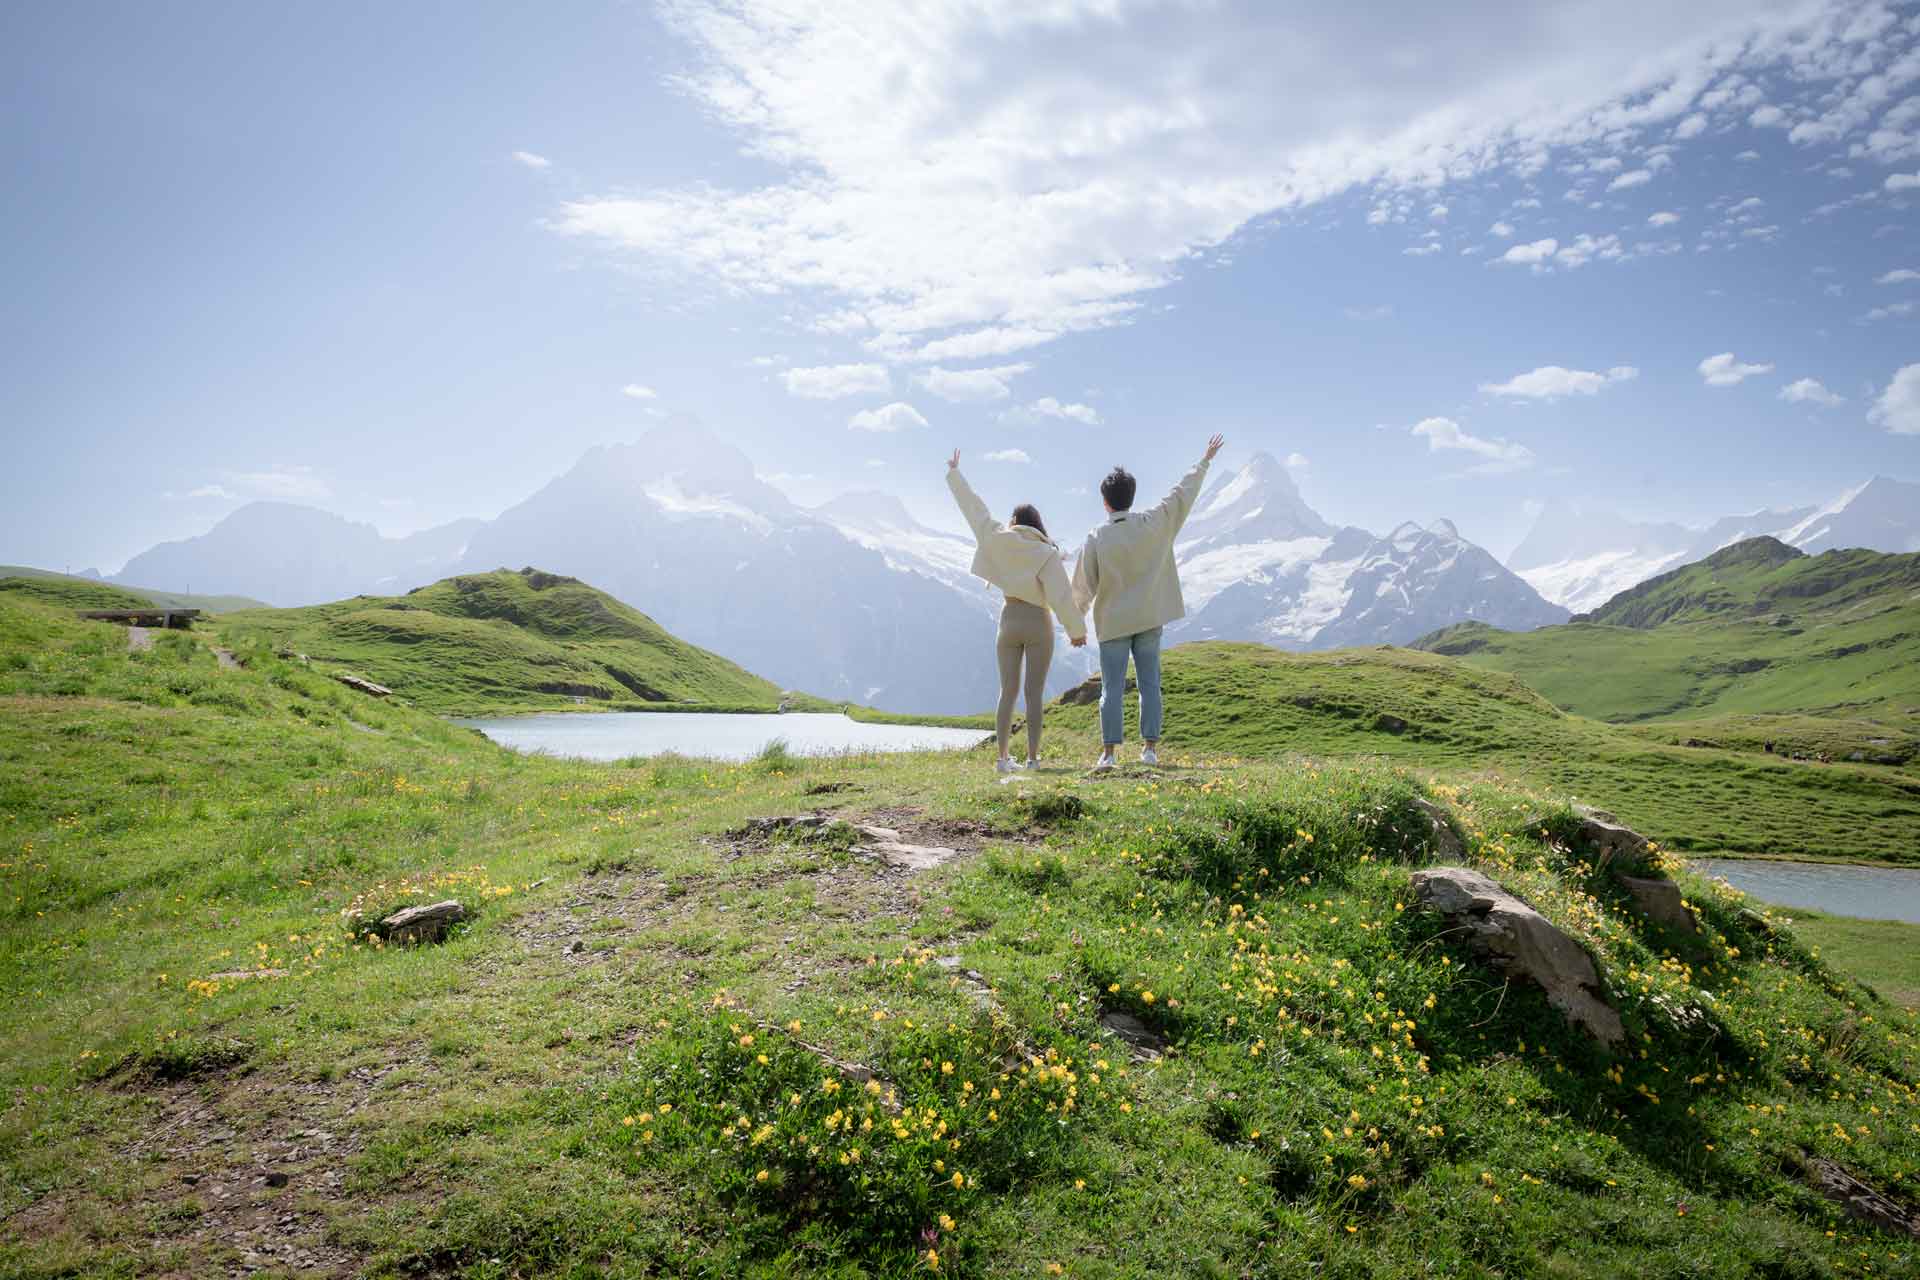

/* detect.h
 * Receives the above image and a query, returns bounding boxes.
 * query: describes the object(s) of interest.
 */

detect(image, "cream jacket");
[1071,455,1212,641]
[946,468,1088,641]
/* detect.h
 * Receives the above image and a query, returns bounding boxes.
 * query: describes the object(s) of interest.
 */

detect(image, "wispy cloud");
[1869,364,1920,435]
[552,3,1897,369]
[1410,417,1534,475]
[1480,364,1637,400]
[983,448,1031,464]
[782,363,891,399]
[847,402,928,432]
[1876,268,1920,285]
[621,383,657,400]
[1697,352,1774,386]
[511,150,551,170]
[914,363,1030,403]
[1779,377,1843,406]
[1005,396,1102,425]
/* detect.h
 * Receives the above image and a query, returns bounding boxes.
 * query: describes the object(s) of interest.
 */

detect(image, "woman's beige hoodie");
[946,468,1088,642]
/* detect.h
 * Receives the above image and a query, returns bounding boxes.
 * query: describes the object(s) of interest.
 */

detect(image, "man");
[1071,433,1225,771]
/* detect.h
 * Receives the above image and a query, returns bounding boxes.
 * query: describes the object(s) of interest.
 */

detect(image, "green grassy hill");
[1043,641,1920,865]
[1413,538,1920,752]
[0,588,1914,1278]
[215,567,788,714]
[0,563,268,613]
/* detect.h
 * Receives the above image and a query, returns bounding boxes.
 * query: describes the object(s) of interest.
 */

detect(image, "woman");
[946,449,1088,772]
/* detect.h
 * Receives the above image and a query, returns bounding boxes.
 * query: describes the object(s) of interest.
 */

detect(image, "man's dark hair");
[1100,466,1137,511]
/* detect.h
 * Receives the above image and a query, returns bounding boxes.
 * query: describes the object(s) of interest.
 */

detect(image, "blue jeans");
[1098,626,1163,746]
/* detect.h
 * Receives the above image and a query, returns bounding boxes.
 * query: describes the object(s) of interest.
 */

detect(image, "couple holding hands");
[945,434,1226,773]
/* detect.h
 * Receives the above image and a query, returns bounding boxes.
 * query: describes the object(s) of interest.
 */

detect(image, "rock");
[1409,867,1624,1045]
[1373,713,1408,734]
[1570,809,1653,872]
[1411,796,1465,860]
[1737,907,1778,938]
[333,673,392,698]
[1617,874,1698,934]
[1054,673,1134,707]
[1099,1009,1167,1060]
[854,839,958,872]
[1796,1154,1920,1239]
[378,900,466,945]
[565,939,586,955]
[263,1171,289,1188]
[738,814,831,836]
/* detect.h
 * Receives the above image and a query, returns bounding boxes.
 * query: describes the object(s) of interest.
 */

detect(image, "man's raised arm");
[1144,434,1226,538]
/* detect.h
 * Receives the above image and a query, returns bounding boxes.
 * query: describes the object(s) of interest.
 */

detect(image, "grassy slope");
[1786,911,1920,1011]
[0,564,268,613]
[1,592,1916,1278]
[1036,641,1920,865]
[215,567,789,715]
[1412,541,1920,752]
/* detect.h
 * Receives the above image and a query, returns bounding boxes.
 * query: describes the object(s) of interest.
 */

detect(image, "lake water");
[1690,858,1920,924]
[455,711,991,764]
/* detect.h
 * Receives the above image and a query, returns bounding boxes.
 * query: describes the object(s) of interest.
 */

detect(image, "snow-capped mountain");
[1509,475,1920,613]
[809,491,991,611]
[1171,456,1569,648]
[456,429,1003,713]
[112,503,482,607]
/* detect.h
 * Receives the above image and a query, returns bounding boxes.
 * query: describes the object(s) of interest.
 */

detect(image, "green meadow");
[2,583,1917,1278]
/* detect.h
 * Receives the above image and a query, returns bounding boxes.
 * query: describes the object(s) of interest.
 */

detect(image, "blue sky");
[4,0,1919,575]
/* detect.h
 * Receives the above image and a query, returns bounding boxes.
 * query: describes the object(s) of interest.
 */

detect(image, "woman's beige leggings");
[996,599,1054,760]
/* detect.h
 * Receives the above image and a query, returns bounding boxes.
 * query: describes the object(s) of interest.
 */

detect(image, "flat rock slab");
[379,900,466,945]
[1799,1154,1920,1239]
[1099,1009,1166,1060]
[1411,866,1624,1046]
[855,840,958,872]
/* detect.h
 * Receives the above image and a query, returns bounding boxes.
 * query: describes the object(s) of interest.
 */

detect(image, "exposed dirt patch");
[11,1054,442,1277]
[127,625,155,653]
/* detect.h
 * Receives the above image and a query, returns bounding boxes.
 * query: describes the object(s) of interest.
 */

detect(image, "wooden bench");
[78,608,202,630]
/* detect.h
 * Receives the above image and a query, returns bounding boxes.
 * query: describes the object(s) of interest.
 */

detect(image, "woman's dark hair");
[1100,466,1137,511]
[1010,504,1048,537]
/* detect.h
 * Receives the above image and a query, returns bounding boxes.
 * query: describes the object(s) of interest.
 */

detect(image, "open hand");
[1204,433,1225,461]
[1070,635,1088,647]
[947,449,960,471]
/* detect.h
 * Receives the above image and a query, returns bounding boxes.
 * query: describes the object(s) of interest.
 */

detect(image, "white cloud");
[1672,112,1709,139]
[1876,268,1920,284]
[1428,203,1449,221]
[983,448,1032,463]
[914,363,1031,402]
[621,383,658,400]
[1013,395,1105,426]
[1648,210,1681,225]
[1402,243,1442,256]
[1512,197,1543,209]
[1885,172,1920,191]
[1480,364,1637,400]
[1410,417,1534,474]
[782,363,891,399]
[1868,363,1920,434]
[1863,300,1916,321]
[552,3,1899,368]
[1489,220,1515,237]
[179,484,239,501]
[1343,303,1394,320]
[1285,452,1309,470]
[1697,351,1774,386]
[847,401,929,432]
[748,354,788,367]
[1735,149,1762,161]
[1498,237,1558,265]
[197,465,330,503]
[1729,195,1764,213]
[1749,104,1788,128]
[511,150,551,169]
[1607,168,1653,190]
[1779,377,1844,406]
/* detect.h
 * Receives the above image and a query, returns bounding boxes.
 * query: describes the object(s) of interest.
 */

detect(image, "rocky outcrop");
[1569,809,1653,872]
[1411,797,1465,860]
[378,900,466,945]
[1617,874,1698,934]
[1410,867,1623,1045]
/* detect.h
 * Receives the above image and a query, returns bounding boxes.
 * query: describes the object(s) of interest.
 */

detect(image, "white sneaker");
[1024,758,1041,771]
[1141,746,1159,766]
[1092,751,1116,772]
[996,756,1017,774]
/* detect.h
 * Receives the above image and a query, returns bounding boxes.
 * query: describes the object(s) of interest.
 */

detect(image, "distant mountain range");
[97,427,1916,714]
[1508,475,1920,614]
